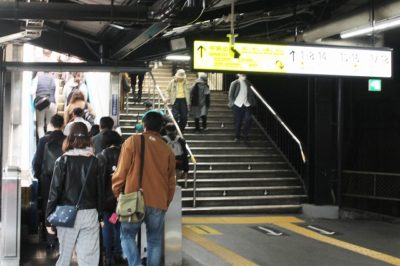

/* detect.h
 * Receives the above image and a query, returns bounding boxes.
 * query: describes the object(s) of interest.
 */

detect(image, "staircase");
[118,63,307,215]
[180,92,307,214]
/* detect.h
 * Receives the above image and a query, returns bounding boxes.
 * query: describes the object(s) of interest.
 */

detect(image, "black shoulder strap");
[139,134,145,189]
[76,157,94,208]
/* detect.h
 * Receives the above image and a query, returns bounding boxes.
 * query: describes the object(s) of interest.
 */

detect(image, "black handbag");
[34,95,50,111]
[47,157,94,228]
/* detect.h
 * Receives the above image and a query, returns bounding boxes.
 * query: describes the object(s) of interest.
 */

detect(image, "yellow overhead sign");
[193,40,392,78]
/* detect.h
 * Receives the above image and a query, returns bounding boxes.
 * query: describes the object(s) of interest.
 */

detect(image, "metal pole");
[337,78,343,207]
[0,47,4,221]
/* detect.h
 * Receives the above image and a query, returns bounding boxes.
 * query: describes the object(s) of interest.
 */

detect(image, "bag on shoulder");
[116,190,145,223]
[83,109,95,125]
[34,95,50,111]
[42,140,63,178]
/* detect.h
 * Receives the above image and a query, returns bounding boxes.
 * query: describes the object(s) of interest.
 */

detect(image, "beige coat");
[166,78,191,105]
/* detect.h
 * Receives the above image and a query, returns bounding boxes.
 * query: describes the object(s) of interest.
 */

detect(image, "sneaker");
[233,137,240,142]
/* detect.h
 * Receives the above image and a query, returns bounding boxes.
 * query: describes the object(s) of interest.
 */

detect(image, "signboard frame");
[192,40,393,78]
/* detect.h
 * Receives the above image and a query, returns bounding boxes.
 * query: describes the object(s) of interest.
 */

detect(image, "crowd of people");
[31,67,254,266]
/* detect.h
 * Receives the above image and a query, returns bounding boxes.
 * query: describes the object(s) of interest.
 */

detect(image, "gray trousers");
[56,209,100,266]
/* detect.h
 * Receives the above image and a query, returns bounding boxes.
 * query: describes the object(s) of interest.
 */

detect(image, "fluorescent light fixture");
[109,23,125,30]
[341,16,400,39]
[166,55,191,61]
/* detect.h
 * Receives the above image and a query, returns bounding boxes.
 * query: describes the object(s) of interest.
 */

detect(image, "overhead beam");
[3,62,149,72]
[0,2,150,21]
[110,22,170,60]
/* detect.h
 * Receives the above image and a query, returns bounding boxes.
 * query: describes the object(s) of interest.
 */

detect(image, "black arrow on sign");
[197,45,206,58]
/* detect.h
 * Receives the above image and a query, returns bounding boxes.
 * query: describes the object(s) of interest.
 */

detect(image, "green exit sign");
[369,79,382,92]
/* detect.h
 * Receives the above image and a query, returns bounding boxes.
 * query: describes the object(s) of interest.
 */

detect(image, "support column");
[337,78,343,206]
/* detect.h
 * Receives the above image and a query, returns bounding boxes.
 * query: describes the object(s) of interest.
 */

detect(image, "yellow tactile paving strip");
[182,216,400,266]
[183,227,258,266]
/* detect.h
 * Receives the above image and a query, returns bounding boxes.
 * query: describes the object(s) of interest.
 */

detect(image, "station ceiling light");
[341,16,400,39]
[165,55,191,61]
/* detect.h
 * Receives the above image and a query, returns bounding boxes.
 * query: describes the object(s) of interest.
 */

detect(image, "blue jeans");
[102,212,122,261]
[120,207,166,266]
[172,99,188,131]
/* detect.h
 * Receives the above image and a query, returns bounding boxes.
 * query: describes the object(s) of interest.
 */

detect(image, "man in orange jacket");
[112,111,176,266]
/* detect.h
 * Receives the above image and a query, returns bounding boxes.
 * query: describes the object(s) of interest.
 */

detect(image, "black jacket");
[46,154,103,223]
[97,146,121,212]
[32,130,65,179]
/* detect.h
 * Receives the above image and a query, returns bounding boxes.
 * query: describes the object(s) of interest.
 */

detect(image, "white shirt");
[234,79,250,107]
[63,117,92,136]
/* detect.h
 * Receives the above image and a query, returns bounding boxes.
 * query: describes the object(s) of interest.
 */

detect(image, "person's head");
[50,114,64,130]
[99,116,114,131]
[70,90,85,104]
[89,125,100,137]
[237,73,246,80]
[164,122,177,139]
[102,130,123,148]
[62,122,91,152]
[143,111,163,133]
[72,107,84,118]
[72,72,83,83]
[143,100,153,111]
[198,72,207,82]
[175,69,186,82]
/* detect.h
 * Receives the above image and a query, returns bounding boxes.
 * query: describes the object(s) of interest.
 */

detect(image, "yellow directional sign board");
[193,40,392,78]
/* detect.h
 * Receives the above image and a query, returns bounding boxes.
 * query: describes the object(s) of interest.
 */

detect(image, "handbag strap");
[76,157,95,208]
[139,134,145,189]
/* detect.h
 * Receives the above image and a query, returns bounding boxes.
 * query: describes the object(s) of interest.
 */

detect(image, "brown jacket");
[112,131,176,210]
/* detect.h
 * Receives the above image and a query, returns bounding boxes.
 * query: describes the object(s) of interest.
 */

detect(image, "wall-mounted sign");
[193,40,392,78]
[368,79,382,92]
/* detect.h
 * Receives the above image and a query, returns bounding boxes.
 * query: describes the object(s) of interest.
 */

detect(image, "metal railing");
[342,170,400,202]
[148,73,198,207]
[250,85,306,178]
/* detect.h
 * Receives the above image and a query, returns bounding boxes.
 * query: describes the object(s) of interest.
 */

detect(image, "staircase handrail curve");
[148,72,198,207]
[250,85,307,163]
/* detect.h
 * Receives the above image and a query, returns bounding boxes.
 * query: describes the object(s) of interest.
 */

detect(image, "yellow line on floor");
[277,223,400,266]
[185,225,222,235]
[183,216,303,224]
[183,227,258,266]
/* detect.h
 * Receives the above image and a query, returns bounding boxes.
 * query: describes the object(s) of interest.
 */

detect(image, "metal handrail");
[148,72,198,207]
[250,85,307,163]
[343,170,400,177]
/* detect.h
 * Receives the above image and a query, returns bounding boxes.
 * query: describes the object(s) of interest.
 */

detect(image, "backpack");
[83,103,95,125]
[41,139,64,178]
[163,135,184,157]
[66,86,79,106]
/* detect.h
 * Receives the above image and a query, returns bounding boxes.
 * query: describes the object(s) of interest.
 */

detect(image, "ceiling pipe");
[3,62,149,72]
[0,2,149,21]
[302,0,400,42]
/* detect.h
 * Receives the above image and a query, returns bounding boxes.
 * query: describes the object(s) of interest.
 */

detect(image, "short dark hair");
[51,114,64,128]
[164,122,176,133]
[62,122,91,151]
[99,117,114,130]
[143,100,153,108]
[143,111,163,132]
[102,130,123,148]
[89,125,100,137]
[73,107,84,117]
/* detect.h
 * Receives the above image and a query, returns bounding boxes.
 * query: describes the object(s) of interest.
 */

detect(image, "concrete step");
[182,194,307,208]
[192,154,282,162]
[187,139,271,148]
[178,177,302,188]
[183,133,265,140]
[192,169,295,178]
[182,186,304,197]
[189,162,288,171]
[182,204,302,214]
[190,146,274,155]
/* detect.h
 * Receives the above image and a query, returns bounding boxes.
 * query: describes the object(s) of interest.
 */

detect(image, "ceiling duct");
[302,0,400,42]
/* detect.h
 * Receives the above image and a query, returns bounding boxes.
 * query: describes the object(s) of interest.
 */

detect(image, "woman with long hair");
[64,90,96,124]
[46,122,102,266]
